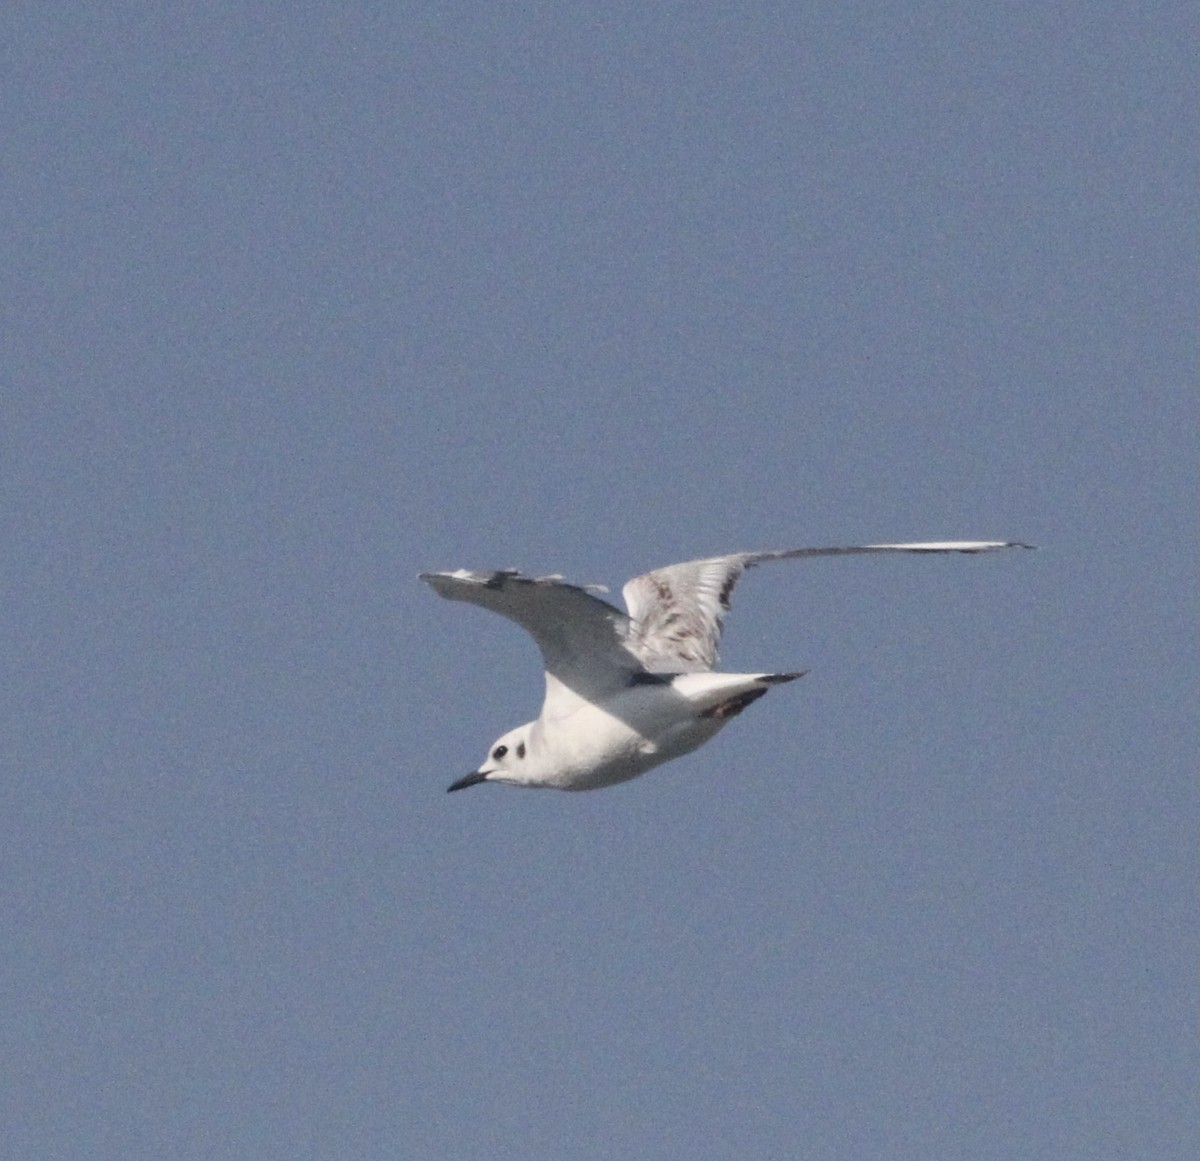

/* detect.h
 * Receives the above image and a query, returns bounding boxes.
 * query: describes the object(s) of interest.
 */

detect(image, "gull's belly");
[541,696,724,791]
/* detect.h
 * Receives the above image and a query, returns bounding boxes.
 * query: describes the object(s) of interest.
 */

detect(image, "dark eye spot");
[517,742,526,759]
[492,744,507,761]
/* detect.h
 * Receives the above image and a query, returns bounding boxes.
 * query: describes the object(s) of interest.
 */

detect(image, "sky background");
[3,3,1196,1159]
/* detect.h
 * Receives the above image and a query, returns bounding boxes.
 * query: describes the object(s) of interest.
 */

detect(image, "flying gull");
[420,540,1031,793]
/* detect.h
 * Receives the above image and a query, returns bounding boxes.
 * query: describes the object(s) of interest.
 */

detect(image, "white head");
[447,723,537,791]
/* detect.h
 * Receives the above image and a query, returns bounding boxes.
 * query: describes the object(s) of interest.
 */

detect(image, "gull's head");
[447,723,536,792]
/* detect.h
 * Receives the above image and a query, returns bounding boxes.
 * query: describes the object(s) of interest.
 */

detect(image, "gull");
[420,541,1030,793]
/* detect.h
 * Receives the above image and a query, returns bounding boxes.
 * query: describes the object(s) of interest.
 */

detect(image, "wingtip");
[884,540,1037,554]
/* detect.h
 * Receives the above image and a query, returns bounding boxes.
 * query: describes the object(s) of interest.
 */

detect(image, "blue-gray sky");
[4,4,1196,1159]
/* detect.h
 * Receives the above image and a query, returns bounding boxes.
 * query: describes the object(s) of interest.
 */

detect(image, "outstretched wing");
[419,569,644,703]
[622,541,1032,673]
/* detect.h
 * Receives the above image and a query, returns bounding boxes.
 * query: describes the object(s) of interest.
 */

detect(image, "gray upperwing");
[621,555,750,672]
[420,569,644,701]
[622,541,1031,672]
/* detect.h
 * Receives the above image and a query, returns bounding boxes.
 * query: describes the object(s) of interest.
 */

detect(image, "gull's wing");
[622,540,1032,673]
[420,569,644,703]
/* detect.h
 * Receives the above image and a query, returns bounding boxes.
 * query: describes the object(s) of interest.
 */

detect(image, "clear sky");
[4,4,1195,1159]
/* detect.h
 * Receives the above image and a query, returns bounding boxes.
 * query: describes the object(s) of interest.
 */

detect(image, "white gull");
[420,540,1030,793]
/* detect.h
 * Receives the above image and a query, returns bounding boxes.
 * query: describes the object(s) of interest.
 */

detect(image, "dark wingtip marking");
[483,569,523,589]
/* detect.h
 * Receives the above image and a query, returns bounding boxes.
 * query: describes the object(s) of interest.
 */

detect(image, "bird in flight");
[420,541,1031,793]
